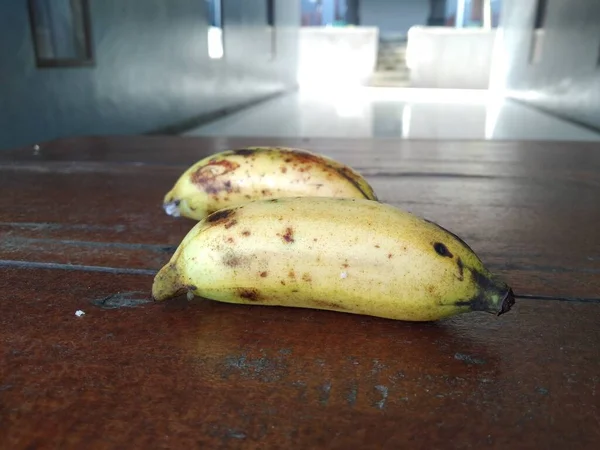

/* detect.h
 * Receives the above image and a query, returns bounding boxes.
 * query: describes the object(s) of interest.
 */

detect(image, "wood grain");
[1,267,599,449]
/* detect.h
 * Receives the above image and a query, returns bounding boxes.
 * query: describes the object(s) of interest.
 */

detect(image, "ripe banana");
[152,197,514,322]
[162,146,377,220]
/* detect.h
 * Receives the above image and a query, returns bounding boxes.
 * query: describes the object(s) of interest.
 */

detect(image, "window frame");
[27,0,95,68]
[267,0,276,59]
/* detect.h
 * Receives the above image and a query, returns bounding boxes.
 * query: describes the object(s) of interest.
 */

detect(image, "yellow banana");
[162,146,377,220]
[152,197,514,322]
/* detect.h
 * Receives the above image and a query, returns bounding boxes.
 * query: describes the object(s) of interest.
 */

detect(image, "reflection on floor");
[184,88,600,141]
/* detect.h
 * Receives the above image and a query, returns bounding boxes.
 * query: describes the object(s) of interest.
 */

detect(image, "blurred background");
[1,0,599,150]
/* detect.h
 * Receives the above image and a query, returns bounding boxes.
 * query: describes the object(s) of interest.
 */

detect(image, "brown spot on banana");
[222,251,249,268]
[191,160,240,194]
[282,227,294,243]
[457,257,464,281]
[433,242,453,258]
[424,218,477,255]
[205,208,235,225]
[238,288,261,301]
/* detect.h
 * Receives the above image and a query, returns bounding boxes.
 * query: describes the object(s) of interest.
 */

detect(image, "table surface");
[1,135,599,449]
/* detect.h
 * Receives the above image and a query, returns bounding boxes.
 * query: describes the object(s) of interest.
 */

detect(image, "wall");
[359,0,429,39]
[491,0,600,130]
[407,27,496,89]
[0,0,299,150]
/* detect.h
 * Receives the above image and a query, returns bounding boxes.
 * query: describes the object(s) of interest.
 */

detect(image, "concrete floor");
[184,87,600,141]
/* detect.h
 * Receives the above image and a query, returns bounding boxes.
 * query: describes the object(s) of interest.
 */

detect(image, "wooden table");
[1,136,599,449]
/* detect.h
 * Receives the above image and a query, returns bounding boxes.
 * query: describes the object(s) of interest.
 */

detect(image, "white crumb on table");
[75,310,85,317]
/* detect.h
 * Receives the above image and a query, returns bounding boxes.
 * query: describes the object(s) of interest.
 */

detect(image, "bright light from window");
[208,26,223,59]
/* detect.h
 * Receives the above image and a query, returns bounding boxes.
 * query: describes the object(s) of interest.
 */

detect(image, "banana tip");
[163,199,181,217]
[497,288,515,316]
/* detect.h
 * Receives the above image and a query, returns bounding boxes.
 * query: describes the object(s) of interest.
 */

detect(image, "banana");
[162,146,378,220]
[152,197,514,322]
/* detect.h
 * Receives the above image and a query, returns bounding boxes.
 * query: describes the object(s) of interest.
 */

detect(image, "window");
[267,0,276,59]
[27,0,94,67]
[206,0,224,59]
[533,0,548,30]
[267,0,275,27]
[301,0,351,27]
[445,0,502,29]
[529,0,547,63]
